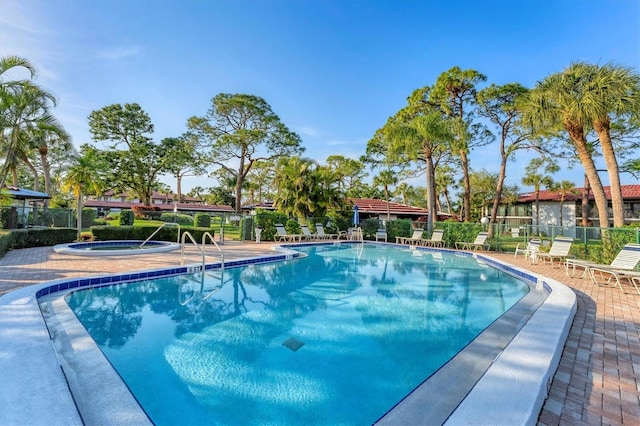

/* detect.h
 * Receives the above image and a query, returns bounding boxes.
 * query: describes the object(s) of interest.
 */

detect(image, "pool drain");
[282,337,305,352]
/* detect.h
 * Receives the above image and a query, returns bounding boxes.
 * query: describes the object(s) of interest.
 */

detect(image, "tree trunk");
[39,148,51,208]
[594,119,625,227]
[566,121,609,228]
[460,149,471,222]
[582,175,590,226]
[425,154,436,233]
[76,191,83,241]
[177,175,183,202]
[488,155,508,238]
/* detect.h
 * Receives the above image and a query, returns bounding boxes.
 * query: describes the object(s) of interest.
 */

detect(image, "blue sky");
[1,0,639,194]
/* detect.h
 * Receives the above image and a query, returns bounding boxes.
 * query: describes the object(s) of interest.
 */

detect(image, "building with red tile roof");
[512,184,640,228]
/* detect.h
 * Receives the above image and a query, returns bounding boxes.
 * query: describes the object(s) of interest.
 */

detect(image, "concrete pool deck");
[0,241,638,424]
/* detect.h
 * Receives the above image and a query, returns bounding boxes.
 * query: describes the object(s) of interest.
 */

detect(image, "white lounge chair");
[565,243,640,278]
[421,229,445,248]
[315,223,338,240]
[455,231,490,251]
[375,228,387,242]
[514,238,542,262]
[300,224,316,241]
[396,228,424,245]
[274,223,302,242]
[535,236,573,266]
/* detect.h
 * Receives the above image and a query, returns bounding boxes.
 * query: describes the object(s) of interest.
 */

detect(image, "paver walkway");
[0,243,638,425]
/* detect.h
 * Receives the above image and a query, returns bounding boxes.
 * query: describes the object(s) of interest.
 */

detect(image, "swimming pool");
[59,244,533,425]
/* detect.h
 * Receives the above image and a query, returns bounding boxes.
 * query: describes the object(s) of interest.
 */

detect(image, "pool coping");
[53,240,182,256]
[0,242,576,425]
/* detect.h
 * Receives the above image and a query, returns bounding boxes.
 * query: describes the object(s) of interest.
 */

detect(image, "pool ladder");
[180,231,224,272]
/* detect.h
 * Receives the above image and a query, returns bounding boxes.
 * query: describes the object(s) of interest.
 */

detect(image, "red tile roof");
[349,198,429,216]
[84,200,234,212]
[518,184,640,202]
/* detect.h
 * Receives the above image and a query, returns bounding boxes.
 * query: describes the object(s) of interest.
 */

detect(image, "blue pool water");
[66,244,529,425]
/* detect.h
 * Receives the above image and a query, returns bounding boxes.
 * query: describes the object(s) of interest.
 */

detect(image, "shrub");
[0,228,77,258]
[255,210,288,242]
[361,218,380,239]
[386,219,412,243]
[81,208,97,228]
[160,212,193,224]
[120,210,134,226]
[285,219,301,235]
[194,213,211,228]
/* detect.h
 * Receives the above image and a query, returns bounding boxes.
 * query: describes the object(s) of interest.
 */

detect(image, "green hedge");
[0,228,77,259]
[255,210,288,242]
[195,213,211,228]
[90,225,214,243]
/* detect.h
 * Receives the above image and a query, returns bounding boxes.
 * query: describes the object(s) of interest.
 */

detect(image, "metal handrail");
[180,231,205,266]
[202,232,224,272]
[140,222,181,248]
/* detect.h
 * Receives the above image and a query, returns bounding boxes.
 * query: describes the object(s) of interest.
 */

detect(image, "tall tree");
[88,103,169,205]
[62,151,103,240]
[31,120,71,206]
[573,62,640,227]
[187,94,303,213]
[435,165,457,215]
[373,169,398,221]
[519,62,640,228]
[476,83,543,236]
[161,135,206,202]
[0,80,58,188]
[431,66,488,222]
[325,155,368,197]
[385,87,454,231]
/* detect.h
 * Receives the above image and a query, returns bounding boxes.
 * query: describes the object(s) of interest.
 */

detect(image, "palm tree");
[572,62,640,227]
[273,156,316,219]
[520,62,640,228]
[522,160,555,235]
[62,153,103,240]
[0,55,37,93]
[550,180,576,228]
[395,182,412,205]
[373,170,397,221]
[0,80,58,188]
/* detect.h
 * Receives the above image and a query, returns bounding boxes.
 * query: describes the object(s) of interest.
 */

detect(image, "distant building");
[85,190,234,215]
[508,184,640,232]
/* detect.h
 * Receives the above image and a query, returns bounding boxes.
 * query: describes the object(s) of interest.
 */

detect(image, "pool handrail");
[140,222,181,248]
[202,232,224,272]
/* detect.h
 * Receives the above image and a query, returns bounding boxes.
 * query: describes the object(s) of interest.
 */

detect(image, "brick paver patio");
[1,243,638,424]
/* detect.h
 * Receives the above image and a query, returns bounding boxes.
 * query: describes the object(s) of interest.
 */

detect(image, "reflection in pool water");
[66,244,529,425]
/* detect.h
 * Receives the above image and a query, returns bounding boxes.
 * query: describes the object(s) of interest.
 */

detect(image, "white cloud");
[94,45,143,61]
[297,126,318,137]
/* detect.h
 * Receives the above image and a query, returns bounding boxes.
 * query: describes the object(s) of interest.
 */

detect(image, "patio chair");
[514,238,542,262]
[351,227,364,241]
[315,223,338,240]
[510,228,520,238]
[375,228,387,242]
[455,231,490,251]
[274,223,302,242]
[421,229,445,248]
[565,243,640,278]
[535,236,574,266]
[396,228,424,245]
[300,224,316,241]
